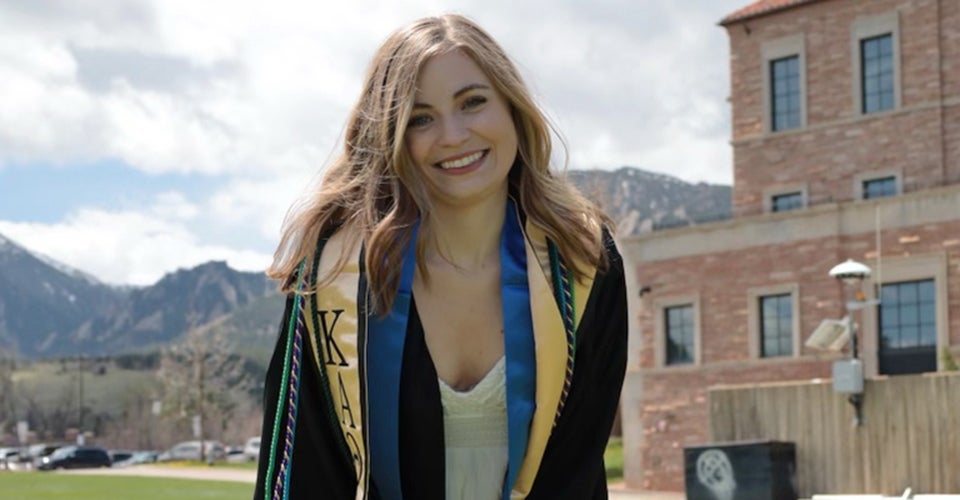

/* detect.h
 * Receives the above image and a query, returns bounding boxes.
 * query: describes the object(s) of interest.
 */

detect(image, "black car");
[38,445,111,470]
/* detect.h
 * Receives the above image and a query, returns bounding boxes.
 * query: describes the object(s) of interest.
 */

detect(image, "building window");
[852,13,899,115]
[771,192,803,212]
[748,284,798,359]
[665,304,694,365]
[860,33,894,113]
[861,34,894,113]
[878,279,937,375]
[760,294,793,357]
[770,55,801,131]
[862,176,897,199]
[762,34,805,133]
[655,295,700,367]
[854,170,901,200]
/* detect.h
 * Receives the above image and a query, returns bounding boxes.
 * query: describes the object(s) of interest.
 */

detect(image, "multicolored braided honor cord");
[548,241,576,426]
[266,261,306,500]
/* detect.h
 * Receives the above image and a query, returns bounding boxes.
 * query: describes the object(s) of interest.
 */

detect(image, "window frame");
[862,176,898,199]
[859,253,949,376]
[664,304,695,365]
[654,294,701,368]
[748,284,800,359]
[770,55,803,131]
[762,34,806,133]
[771,192,804,212]
[876,279,937,375]
[763,183,808,213]
[854,169,902,200]
[860,34,895,113]
[851,12,901,115]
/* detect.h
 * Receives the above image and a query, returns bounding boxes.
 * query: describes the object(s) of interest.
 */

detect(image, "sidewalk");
[60,464,257,483]
[608,482,684,500]
[609,491,683,500]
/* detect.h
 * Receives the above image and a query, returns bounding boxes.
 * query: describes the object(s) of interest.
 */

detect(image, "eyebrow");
[412,83,491,109]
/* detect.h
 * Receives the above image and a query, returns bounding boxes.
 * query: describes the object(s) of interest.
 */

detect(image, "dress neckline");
[438,355,506,395]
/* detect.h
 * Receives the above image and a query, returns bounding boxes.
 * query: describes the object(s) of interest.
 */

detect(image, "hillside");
[0,234,272,358]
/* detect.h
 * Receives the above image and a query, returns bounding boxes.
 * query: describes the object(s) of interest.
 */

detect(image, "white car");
[243,436,261,462]
[0,448,19,470]
[157,440,226,462]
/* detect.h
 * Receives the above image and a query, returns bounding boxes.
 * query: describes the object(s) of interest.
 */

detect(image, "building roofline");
[719,0,827,26]
[620,183,960,262]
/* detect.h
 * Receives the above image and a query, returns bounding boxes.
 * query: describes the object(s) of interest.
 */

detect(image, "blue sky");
[0,159,225,223]
[0,0,748,285]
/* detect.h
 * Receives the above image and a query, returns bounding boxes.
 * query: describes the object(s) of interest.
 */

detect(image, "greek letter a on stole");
[314,307,364,480]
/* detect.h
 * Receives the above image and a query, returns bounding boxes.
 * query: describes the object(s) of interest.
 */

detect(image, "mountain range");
[567,167,730,234]
[0,234,274,359]
[0,167,730,360]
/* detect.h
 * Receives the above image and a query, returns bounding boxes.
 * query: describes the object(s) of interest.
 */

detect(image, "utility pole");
[77,354,85,438]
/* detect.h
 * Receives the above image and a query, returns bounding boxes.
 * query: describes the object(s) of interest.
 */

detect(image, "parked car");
[38,445,111,470]
[25,443,64,469]
[157,440,227,462]
[108,450,134,464]
[112,450,158,467]
[0,447,19,470]
[243,436,261,462]
[225,446,246,463]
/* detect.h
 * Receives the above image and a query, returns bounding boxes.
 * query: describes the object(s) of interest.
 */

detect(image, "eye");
[462,95,487,110]
[408,113,433,129]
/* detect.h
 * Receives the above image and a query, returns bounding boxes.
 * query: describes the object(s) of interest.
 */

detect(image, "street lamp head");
[829,259,872,286]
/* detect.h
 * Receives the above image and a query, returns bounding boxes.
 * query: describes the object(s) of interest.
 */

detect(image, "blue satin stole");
[366,200,536,500]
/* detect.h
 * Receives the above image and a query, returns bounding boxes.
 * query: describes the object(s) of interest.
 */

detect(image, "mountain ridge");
[0,233,273,358]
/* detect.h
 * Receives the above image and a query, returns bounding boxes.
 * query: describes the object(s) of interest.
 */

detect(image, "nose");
[439,114,469,146]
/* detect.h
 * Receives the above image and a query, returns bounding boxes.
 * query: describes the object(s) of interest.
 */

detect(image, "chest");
[412,266,504,391]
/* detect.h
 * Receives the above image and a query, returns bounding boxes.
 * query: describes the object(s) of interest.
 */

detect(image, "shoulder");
[599,225,621,265]
[591,226,624,295]
[291,221,363,291]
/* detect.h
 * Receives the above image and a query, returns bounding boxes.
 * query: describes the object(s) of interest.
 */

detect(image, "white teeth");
[439,151,484,169]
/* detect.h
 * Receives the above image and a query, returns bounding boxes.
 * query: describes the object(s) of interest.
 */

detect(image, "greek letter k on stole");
[305,227,367,496]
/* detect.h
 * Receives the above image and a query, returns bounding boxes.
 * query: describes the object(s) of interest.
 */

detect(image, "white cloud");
[0,0,744,182]
[206,171,319,243]
[0,197,273,286]
[152,191,201,221]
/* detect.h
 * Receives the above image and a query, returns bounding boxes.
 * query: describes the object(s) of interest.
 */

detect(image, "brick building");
[619,0,960,491]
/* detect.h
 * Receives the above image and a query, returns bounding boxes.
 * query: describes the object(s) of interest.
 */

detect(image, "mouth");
[436,149,488,170]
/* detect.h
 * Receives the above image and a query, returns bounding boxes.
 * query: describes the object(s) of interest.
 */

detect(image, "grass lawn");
[3,442,618,498]
[605,436,624,482]
[0,472,253,500]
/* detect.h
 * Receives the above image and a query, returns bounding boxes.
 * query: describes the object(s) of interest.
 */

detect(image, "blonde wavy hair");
[268,13,611,314]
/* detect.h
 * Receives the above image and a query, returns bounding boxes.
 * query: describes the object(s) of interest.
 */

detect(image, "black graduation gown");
[254,231,627,499]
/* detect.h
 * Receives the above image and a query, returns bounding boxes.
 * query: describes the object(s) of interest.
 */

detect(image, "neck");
[422,192,508,273]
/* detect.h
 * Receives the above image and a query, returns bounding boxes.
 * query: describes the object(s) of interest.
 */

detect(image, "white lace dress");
[438,356,509,500]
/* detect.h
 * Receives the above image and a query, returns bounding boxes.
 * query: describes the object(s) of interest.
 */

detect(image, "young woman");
[254,14,627,500]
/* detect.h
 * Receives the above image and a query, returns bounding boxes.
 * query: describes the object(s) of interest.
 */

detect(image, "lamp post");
[828,258,878,426]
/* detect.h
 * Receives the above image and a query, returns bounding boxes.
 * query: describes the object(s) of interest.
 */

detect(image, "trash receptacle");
[683,440,797,500]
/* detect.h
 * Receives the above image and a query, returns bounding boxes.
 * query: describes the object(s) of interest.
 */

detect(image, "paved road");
[63,465,685,499]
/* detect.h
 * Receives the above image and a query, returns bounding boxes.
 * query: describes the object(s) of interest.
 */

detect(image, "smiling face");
[403,49,519,208]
